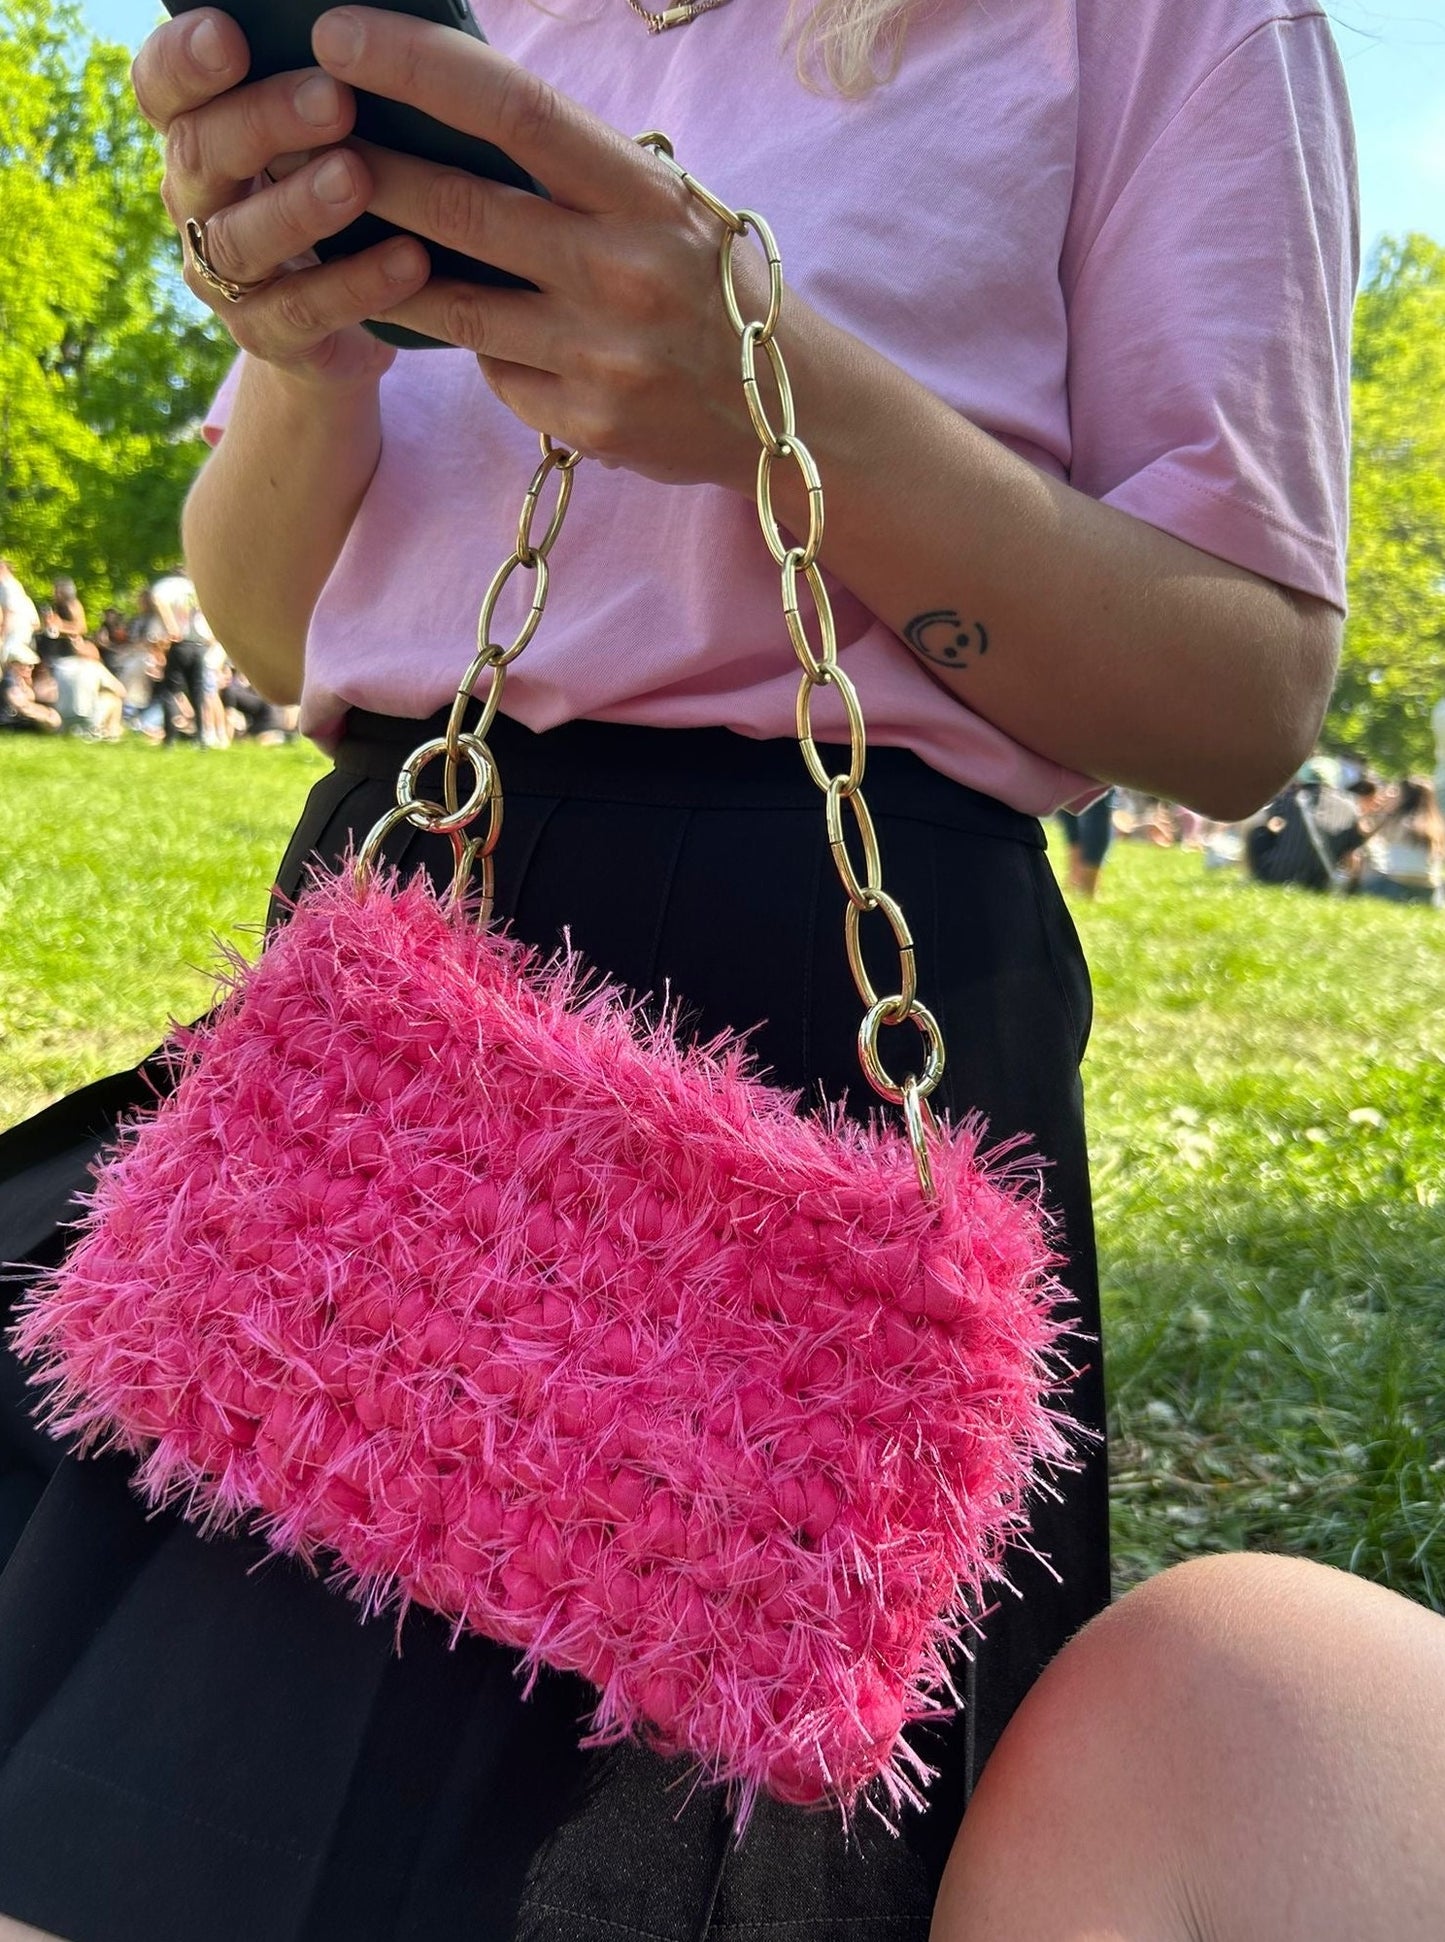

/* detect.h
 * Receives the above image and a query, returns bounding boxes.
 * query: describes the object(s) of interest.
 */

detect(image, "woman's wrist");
[239,346,387,435]
[183,352,387,705]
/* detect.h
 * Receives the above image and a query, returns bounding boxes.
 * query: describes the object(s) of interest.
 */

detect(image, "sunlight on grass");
[0,738,327,1121]
[1067,841,1445,1609]
[1,740,1440,1607]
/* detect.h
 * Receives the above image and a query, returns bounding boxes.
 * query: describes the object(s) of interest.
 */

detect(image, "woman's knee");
[931,1553,1445,1941]
[1095,1551,1445,1740]
[1040,1552,1445,1865]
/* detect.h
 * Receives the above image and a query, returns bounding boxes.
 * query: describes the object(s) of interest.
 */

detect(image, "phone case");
[164,0,542,348]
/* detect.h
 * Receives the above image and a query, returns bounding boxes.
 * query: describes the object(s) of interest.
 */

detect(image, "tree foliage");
[1331,235,1445,775]
[0,0,231,605]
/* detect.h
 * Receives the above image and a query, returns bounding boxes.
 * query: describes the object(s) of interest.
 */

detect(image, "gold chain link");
[357,435,581,921]
[357,137,945,1197]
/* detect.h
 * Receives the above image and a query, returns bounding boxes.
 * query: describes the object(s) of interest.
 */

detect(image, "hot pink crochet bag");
[15,147,1070,1821]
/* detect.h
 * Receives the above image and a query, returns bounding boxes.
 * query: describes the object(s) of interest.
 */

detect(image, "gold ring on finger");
[183,215,273,303]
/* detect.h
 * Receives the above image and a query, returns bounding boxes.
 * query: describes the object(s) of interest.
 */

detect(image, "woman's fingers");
[130,5,419,379]
[131,7,249,130]
[187,149,374,291]
[311,7,659,216]
[221,237,430,366]
[355,140,577,290]
[376,282,564,370]
[164,69,357,223]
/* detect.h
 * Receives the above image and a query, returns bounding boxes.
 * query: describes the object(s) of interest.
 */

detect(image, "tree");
[1330,235,1445,774]
[0,0,232,605]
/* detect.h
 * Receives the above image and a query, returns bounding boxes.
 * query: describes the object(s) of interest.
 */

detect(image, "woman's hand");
[131,6,431,387]
[310,6,762,484]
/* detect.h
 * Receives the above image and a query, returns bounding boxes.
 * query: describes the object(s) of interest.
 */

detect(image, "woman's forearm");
[181,358,385,706]
[759,305,1341,821]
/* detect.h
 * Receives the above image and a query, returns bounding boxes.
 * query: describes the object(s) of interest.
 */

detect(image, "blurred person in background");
[93,608,133,671]
[0,644,60,734]
[1113,792,1176,845]
[200,623,232,748]
[50,638,125,741]
[1245,760,1360,893]
[1358,778,1445,907]
[0,562,40,666]
[1056,788,1116,899]
[113,588,170,736]
[46,578,87,648]
[1339,771,1385,889]
[224,666,291,741]
[151,573,210,747]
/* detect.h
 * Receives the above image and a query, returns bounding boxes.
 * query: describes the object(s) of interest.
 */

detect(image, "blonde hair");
[785,0,917,92]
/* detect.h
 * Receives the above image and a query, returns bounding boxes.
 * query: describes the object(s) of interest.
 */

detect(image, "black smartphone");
[163,0,543,348]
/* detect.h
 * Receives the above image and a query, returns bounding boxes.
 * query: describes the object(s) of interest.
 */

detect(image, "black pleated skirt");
[0,713,1108,1942]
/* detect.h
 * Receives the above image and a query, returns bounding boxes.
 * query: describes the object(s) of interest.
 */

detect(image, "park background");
[0,0,1442,1607]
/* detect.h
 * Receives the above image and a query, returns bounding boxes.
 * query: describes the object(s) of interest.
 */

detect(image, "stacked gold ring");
[184,215,273,302]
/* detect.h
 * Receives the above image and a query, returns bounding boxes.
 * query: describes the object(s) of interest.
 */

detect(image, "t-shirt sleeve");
[1063,13,1358,609]
[202,353,246,447]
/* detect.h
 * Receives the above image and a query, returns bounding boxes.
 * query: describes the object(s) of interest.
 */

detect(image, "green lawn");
[2,736,1441,1608]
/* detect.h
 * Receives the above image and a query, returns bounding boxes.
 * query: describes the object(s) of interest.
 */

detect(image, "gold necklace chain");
[625,0,733,32]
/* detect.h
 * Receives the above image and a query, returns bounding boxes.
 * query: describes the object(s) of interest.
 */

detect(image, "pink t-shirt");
[206,0,1358,815]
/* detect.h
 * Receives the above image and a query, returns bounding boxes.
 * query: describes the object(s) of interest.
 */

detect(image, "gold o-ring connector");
[397,734,492,834]
[858,999,945,1106]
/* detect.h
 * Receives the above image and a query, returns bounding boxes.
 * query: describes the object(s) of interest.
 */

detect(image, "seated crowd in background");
[1240,762,1444,906]
[0,559,297,748]
[7,561,1443,917]
[1094,762,1444,911]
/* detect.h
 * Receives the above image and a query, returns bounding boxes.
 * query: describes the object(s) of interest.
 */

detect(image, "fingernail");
[313,153,354,204]
[384,240,426,283]
[188,17,227,71]
[295,73,342,127]
[314,9,363,69]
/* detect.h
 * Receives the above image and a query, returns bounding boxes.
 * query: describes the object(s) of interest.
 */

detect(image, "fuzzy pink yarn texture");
[15,870,1073,1818]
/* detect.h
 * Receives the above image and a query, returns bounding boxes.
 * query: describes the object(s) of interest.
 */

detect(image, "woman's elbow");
[1188,595,1343,822]
[1262,595,1343,803]
[225,651,303,709]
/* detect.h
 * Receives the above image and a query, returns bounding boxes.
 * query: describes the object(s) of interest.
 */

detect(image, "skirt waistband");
[335,709,1045,849]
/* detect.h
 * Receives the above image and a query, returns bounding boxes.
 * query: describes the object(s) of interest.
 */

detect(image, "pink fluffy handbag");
[14,147,1071,1820]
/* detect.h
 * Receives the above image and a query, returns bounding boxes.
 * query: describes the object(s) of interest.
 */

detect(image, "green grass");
[1,739,1441,1607]
[1075,843,1445,1608]
[0,737,328,1116]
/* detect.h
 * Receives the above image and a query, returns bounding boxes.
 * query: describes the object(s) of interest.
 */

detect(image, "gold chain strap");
[357,136,945,1197]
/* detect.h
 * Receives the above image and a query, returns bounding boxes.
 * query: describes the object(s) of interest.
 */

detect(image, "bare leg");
[0,1919,67,1940]
[95,691,124,741]
[931,1553,1445,1942]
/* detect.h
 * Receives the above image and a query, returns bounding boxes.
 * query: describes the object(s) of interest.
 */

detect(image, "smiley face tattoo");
[902,610,990,670]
